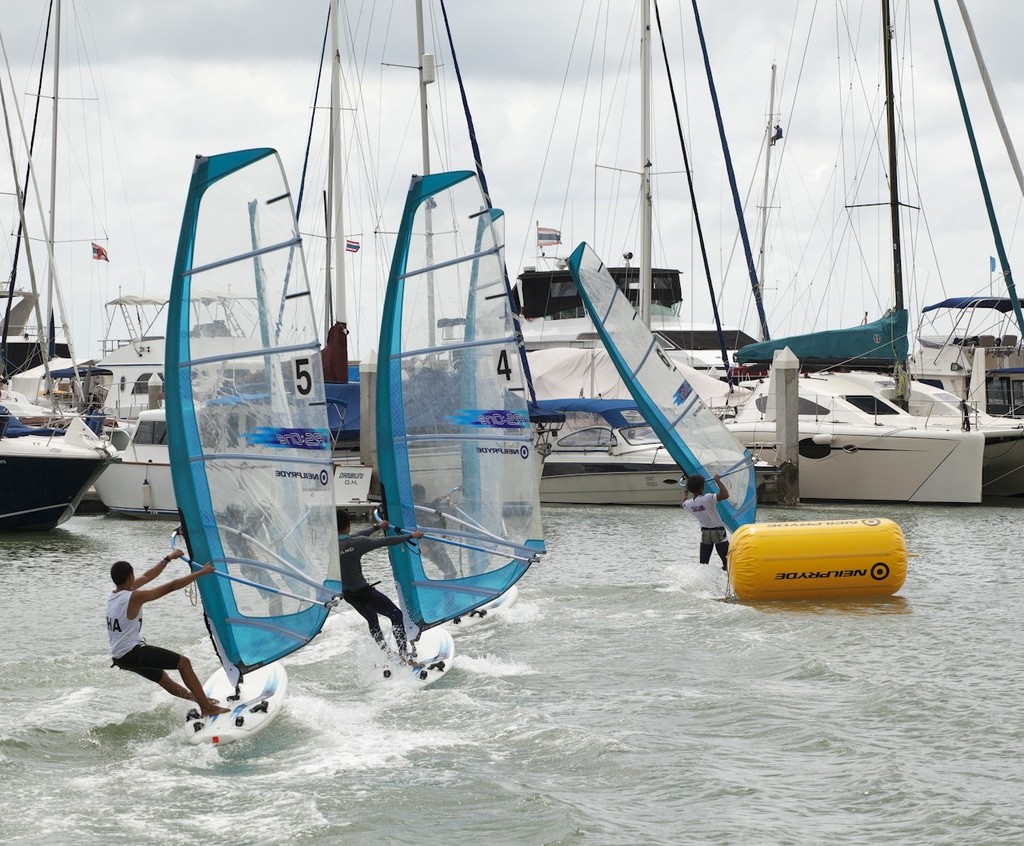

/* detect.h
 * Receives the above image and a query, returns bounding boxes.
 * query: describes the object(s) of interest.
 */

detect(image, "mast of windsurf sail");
[945,0,1024,338]
[416,0,438,347]
[639,0,653,326]
[881,0,909,407]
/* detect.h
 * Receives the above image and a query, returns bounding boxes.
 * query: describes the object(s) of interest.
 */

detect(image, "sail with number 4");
[377,170,545,633]
[165,149,340,686]
[567,243,757,532]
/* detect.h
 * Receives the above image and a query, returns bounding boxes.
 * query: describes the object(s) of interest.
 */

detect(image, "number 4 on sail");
[376,171,547,641]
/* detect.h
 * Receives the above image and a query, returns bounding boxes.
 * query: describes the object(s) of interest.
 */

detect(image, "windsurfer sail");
[565,243,757,532]
[376,170,545,634]
[165,148,340,688]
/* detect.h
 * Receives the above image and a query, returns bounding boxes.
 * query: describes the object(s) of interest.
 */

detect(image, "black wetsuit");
[338,526,416,655]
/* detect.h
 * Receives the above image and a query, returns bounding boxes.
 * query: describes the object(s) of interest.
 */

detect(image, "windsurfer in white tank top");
[106,549,228,717]
[681,472,731,571]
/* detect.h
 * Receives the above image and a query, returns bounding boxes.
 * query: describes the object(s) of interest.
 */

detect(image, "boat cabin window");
[132,372,164,395]
[556,427,613,449]
[619,425,661,446]
[754,396,832,417]
[987,375,1024,417]
[843,395,900,415]
[134,418,168,446]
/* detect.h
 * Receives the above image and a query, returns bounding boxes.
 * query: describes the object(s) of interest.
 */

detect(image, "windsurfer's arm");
[133,548,186,589]
[373,530,424,549]
[713,473,729,502]
[127,562,215,617]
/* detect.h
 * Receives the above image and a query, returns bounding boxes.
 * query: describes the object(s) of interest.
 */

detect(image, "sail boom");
[398,244,501,280]
[183,235,301,278]
[394,333,518,360]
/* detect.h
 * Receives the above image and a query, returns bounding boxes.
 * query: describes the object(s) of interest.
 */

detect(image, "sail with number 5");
[165,149,340,686]
[567,243,757,532]
[377,170,545,633]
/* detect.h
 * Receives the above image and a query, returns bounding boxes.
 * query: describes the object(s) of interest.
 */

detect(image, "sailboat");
[724,0,989,504]
[376,170,545,636]
[165,148,341,744]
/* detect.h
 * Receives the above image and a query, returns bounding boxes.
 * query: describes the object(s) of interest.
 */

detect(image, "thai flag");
[91,242,109,262]
[345,239,360,253]
[537,226,561,247]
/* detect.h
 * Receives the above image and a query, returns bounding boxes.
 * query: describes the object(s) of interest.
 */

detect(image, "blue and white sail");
[165,149,340,686]
[567,243,756,531]
[376,170,545,632]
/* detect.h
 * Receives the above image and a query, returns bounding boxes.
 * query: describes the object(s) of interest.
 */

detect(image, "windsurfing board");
[449,585,519,629]
[380,626,455,685]
[184,660,288,746]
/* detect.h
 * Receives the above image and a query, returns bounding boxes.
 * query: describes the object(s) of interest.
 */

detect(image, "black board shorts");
[112,644,181,683]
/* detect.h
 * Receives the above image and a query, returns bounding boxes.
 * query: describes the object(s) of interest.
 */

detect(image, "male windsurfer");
[106,549,228,716]
[411,484,458,579]
[681,473,730,571]
[337,511,423,661]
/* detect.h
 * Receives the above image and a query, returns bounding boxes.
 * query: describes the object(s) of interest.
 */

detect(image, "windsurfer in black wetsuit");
[337,510,423,659]
[412,484,458,580]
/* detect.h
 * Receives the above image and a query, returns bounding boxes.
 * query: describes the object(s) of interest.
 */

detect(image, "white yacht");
[93,407,372,519]
[726,370,986,503]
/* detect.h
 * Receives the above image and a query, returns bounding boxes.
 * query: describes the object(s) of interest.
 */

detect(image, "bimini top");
[923,297,1024,314]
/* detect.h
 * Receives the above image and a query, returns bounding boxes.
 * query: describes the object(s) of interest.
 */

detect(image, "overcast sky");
[3,0,1023,360]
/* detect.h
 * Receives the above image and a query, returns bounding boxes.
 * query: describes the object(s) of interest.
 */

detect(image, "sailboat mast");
[882,0,903,313]
[950,0,1024,337]
[639,0,653,326]
[417,0,438,346]
[329,0,346,329]
[757,63,777,292]
[45,0,60,374]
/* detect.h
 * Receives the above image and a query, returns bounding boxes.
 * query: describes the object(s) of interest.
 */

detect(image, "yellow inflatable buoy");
[728,518,907,601]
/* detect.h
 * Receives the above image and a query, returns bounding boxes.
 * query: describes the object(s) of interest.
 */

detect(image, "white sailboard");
[185,661,289,746]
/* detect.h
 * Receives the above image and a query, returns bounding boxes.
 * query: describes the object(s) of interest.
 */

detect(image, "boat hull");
[0,447,111,530]
[729,422,985,503]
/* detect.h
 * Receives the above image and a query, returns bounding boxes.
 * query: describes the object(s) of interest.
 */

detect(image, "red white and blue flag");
[91,242,109,262]
[537,226,561,248]
[345,239,360,253]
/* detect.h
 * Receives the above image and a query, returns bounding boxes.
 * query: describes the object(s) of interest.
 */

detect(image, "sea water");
[1,500,1022,845]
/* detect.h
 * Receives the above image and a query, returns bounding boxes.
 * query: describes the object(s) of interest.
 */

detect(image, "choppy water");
[1,500,1023,845]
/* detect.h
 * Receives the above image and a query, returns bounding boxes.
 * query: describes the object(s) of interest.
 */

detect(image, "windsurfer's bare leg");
[157,672,193,701]
[156,674,221,705]
[176,657,228,716]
